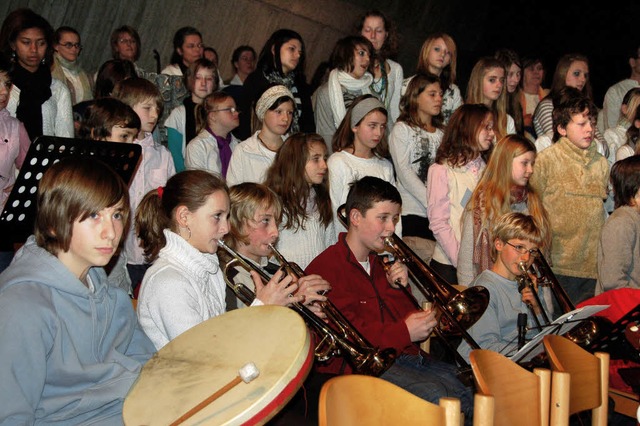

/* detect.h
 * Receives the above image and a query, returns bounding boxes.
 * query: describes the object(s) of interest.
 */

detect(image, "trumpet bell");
[443,287,491,332]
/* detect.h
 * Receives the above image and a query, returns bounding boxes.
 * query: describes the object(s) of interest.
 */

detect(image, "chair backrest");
[470,349,550,426]
[318,375,460,426]
[543,335,609,425]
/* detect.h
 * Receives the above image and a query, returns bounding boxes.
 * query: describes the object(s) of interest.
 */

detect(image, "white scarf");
[328,69,373,128]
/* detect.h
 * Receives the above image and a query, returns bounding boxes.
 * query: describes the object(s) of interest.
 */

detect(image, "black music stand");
[590,304,640,363]
[0,136,141,246]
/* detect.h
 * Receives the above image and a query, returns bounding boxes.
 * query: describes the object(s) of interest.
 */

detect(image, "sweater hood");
[0,236,105,298]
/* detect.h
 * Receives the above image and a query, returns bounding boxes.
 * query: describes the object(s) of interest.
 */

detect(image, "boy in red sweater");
[306,176,473,420]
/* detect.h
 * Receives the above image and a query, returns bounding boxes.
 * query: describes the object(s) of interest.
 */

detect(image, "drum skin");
[123,305,313,425]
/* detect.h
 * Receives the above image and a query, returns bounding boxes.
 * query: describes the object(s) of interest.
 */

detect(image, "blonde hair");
[416,33,457,90]
[226,183,282,249]
[469,134,551,250]
[491,212,544,260]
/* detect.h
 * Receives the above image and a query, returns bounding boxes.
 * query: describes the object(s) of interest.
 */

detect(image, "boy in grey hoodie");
[0,157,155,424]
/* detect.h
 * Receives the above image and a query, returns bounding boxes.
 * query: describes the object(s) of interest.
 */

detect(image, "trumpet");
[217,239,396,376]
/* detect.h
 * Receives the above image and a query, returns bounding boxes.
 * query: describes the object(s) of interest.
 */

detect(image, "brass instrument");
[515,261,550,330]
[217,239,396,376]
[524,249,612,348]
[336,205,489,375]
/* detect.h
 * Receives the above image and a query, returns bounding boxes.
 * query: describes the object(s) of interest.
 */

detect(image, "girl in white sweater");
[264,133,336,269]
[135,171,300,349]
[328,95,396,236]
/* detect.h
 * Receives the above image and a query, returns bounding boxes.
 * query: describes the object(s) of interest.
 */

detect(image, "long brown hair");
[264,133,332,230]
[466,57,509,141]
[435,104,491,167]
[332,94,389,158]
[468,134,551,249]
[398,72,443,130]
[136,170,228,262]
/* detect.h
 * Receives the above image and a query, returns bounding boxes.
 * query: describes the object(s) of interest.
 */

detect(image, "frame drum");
[123,305,313,425]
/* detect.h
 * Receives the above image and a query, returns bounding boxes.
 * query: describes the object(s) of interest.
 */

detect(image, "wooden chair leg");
[472,394,494,426]
[534,368,551,426]
[550,371,570,426]
[440,397,461,426]
[592,352,609,426]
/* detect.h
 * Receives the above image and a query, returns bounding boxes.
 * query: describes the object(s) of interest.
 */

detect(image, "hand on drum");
[385,260,408,288]
[294,274,331,318]
[252,269,303,307]
[405,308,437,343]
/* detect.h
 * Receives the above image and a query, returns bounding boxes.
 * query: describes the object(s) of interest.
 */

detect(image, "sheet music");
[510,305,609,363]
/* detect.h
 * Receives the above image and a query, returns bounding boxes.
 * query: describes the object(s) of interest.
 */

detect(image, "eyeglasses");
[505,241,539,257]
[118,38,137,45]
[60,42,82,50]
[211,107,240,114]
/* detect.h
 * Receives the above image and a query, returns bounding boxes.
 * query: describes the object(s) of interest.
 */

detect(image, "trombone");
[217,239,396,377]
[337,205,490,374]
[520,249,612,348]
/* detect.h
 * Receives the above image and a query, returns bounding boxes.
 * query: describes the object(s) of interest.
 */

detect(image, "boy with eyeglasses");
[458,212,549,361]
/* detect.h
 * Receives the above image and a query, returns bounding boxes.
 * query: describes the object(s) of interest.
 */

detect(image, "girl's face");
[511,150,535,187]
[178,34,203,66]
[350,45,371,79]
[115,32,137,62]
[209,97,240,133]
[417,82,443,118]
[482,67,505,104]
[523,62,544,87]
[565,60,589,91]
[353,110,387,153]
[54,31,81,62]
[426,38,451,75]
[241,205,279,262]
[234,50,256,76]
[12,27,47,72]
[304,141,328,185]
[263,100,294,136]
[361,16,387,52]
[506,63,522,93]
[279,39,303,74]
[185,190,230,254]
[0,72,12,110]
[192,67,215,101]
[476,113,495,152]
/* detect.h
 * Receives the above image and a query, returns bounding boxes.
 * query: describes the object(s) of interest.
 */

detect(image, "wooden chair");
[470,349,552,426]
[318,374,461,426]
[542,335,609,426]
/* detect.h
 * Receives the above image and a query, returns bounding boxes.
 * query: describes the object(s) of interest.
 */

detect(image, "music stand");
[510,305,609,364]
[590,304,640,363]
[0,136,141,246]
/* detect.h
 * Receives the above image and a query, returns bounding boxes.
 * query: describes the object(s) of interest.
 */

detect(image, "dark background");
[2,0,637,105]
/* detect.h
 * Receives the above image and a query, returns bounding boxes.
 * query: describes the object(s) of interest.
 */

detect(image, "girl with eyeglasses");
[0,8,73,139]
[185,91,240,177]
[457,134,551,286]
[51,26,92,105]
[315,36,376,152]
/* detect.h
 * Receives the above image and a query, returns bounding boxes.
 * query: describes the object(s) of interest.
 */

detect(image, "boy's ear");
[556,124,567,137]
[494,238,505,252]
[349,208,362,227]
